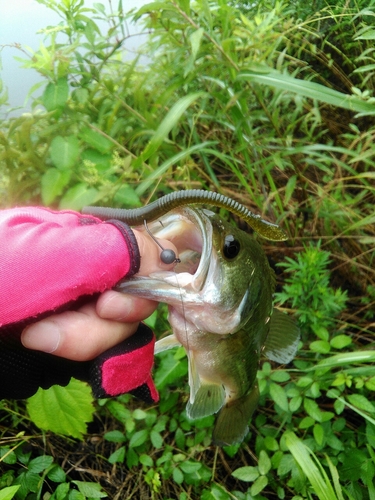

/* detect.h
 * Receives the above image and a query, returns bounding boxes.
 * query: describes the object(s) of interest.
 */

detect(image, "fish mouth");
[115,207,213,300]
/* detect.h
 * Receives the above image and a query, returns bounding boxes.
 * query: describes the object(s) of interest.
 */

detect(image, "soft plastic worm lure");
[82,189,288,262]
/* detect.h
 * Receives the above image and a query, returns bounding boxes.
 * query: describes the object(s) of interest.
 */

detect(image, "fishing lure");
[83,189,288,262]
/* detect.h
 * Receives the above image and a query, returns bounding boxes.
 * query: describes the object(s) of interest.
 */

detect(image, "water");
[0,0,148,113]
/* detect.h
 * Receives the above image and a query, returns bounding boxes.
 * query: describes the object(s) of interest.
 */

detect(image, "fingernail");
[21,321,61,353]
[98,291,132,320]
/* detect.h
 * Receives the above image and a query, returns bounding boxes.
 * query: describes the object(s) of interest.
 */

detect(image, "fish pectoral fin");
[155,335,181,354]
[212,384,259,447]
[263,308,300,364]
[186,383,226,420]
[188,353,200,404]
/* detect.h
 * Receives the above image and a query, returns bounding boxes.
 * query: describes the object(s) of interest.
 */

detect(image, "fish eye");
[223,235,241,259]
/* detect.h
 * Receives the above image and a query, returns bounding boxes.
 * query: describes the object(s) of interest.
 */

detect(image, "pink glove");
[0,207,158,402]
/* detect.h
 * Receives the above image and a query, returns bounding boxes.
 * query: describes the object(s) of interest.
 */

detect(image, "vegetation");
[1,0,375,498]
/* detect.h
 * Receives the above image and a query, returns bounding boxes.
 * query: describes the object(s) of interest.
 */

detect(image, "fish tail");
[212,385,259,446]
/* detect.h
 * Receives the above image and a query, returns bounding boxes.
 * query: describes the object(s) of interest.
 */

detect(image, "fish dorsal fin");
[263,309,300,364]
[212,384,259,446]
[186,383,226,420]
[155,334,181,354]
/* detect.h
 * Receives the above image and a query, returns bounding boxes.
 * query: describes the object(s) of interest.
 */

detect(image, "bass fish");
[114,206,300,446]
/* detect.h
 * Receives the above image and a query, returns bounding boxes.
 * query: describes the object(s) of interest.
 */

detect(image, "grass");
[1,0,375,498]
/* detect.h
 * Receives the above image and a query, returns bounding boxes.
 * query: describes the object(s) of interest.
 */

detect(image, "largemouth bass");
[115,207,300,446]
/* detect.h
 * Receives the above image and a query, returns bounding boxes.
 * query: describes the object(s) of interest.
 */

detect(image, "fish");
[115,206,300,446]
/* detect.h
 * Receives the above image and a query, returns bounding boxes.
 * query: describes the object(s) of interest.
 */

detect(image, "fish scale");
[114,206,300,446]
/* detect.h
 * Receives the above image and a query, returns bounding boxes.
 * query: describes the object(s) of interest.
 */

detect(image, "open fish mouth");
[115,207,213,299]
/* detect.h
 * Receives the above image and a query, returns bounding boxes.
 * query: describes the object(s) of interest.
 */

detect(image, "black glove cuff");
[105,220,140,276]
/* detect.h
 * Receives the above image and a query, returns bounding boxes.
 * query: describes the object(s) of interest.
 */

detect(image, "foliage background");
[1,0,375,498]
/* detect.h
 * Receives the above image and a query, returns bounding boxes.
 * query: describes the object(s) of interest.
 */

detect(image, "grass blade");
[135,141,217,195]
[310,351,375,369]
[285,432,338,500]
[238,65,375,115]
[135,92,207,165]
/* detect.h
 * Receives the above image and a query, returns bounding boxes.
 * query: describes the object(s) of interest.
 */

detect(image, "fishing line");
[143,220,193,439]
[173,269,201,464]
[143,220,181,264]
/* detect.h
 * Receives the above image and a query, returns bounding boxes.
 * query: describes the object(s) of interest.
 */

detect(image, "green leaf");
[270,371,291,383]
[232,466,259,482]
[47,464,66,483]
[173,428,185,450]
[0,486,20,500]
[264,436,279,451]
[105,400,131,422]
[201,484,232,500]
[190,27,204,60]
[258,450,272,475]
[304,398,323,422]
[129,429,149,448]
[154,351,188,390]
[104,430,126,443]
[139,454,153,467]
[173,467,184,484]
[59,183,99,210]
[347,394,375,414]
[313,424,325,446]
[52,482,70,499]
[284,175,297,205]
[354,29,375,40]
[69,490,85,500]
[314,326,330,342]
[136,92,206,165]
[299,416,315,429]
[334,399,345,415]
[108,446,126,464]
[42,78,69,111]
[41,168,71,205]
[150,430,163,448]
[28,455,54,473]
[290,396,303,412]
[365,377,375,391]
[250,475,268,496]
[330,335,352,349]
[113,185,142,208]
[0,447,17,464]
[310,340,331,354]
[133,409,147,420]
[144,310,158,329]
[135,2,172,19]
[80,127,113,153]
[26,378,95,439]
[81,148,112,169]
[238,65,375,115]
[72,481,108,498]
[269,383,289,412]
[179,460,202,474]
[50,135,80,170]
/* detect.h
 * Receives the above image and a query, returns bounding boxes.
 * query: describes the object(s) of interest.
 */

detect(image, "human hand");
[21,229,177,361]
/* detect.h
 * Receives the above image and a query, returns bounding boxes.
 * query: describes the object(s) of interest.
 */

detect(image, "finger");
[21,302,139,361]
[133,230,178,276]
[96,290,157,321]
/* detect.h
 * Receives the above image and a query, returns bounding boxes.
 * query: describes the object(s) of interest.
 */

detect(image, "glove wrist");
[105,220,140,276]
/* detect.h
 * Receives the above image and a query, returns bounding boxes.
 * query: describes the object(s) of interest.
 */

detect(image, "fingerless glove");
[0,207,158,402]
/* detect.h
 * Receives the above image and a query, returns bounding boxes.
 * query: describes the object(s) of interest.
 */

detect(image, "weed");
[1,0,375,498]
